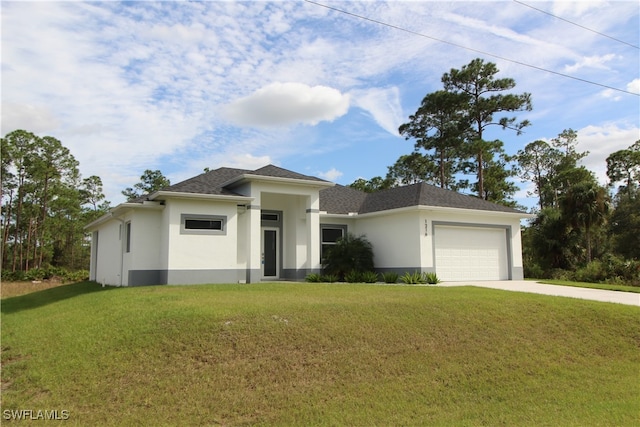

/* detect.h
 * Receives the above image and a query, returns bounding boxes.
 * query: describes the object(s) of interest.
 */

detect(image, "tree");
[606,140,640,200]
[609,188,640,259]
[348,176,393,193]
[122,169,170,200]
[386,153,435,186]
[516,140,560,210]
[81,175,110,212]
[528,207,577,270]
[561,181,609,263]
[479,149,520,207]
[442,58,532,198]
[1,129,107,272]
[398,90,468,189]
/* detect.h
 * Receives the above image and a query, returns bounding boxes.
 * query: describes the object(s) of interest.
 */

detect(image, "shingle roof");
[320,182,524,215]
[151,165,329,198]
[142,164,523,214]
[160,167,252,196]
[319,185,368,214]
[249,165,329,182]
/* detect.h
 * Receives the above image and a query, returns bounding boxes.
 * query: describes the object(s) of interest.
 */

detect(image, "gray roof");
[140,164,523,215]
[321,182,524,215]
[149,165,329,199]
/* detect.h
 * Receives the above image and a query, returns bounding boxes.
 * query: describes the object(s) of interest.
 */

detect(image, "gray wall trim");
[247,268,261,283]
[128,270,167,286]
[247,204,261,210]
[306,208,320,213]
[281,268,321,281]
[431,221,514,280]
[129,269,243,286]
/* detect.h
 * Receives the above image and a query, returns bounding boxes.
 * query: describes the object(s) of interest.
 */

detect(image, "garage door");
[434,225,508,281]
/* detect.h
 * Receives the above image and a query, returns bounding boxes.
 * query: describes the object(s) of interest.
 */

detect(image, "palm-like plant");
[322,233,374,280]
[561,181,609,262]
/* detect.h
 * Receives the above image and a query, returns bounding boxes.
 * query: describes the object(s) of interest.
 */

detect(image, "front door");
[262,227,279,279]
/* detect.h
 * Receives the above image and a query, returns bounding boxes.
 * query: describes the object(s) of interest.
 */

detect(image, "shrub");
[423,272,440,284]
[1,268,90,283]
[524,263,545,279]
[361,271,379,283]
[381,272,399,284]
[323,233,375,280]
[305,273,322,283]
[344,270,362,283]
[574,260,606,283]
[320,274,339,283]
[400,271,425,285]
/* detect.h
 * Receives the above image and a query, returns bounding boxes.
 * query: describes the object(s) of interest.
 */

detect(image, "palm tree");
[561,181,609,262]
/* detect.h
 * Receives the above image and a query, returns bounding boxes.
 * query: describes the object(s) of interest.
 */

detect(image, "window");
[185,219,223,231]
[125,222,131,253]
[181,214,226,235]
[261,213,280,222]
[320,225,347,260]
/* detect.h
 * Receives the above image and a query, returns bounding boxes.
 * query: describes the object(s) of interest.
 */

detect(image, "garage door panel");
[434,226,508,281]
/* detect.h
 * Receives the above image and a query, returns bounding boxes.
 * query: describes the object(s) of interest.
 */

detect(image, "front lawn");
[2,282,639,426]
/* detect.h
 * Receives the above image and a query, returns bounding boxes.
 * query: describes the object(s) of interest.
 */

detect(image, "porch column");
[306,193,321,275]
[246,193,262,283]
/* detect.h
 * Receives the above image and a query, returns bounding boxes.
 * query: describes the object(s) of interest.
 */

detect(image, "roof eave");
[148,190,254,203]
[329,204,532,219]
[84,201,164,231]
[222,174,335,189]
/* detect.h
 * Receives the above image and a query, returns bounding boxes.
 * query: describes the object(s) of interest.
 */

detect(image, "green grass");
[532,278,640,294]
[2,282,639,426]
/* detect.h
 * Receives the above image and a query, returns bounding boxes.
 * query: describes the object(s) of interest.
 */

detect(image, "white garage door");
[434,225,508,281]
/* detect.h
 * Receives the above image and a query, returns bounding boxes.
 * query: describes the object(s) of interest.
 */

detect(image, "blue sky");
[2,1,639,210]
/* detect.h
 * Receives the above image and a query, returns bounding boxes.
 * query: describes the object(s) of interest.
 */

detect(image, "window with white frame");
[181,214,227,235]
[320,224,347,260]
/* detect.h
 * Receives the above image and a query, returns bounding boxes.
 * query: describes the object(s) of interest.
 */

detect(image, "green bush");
[1,268,89,283]
[400,271,425,285]
[323,233,375,280]
[344,270,362,283]
[423,272,440,284]
[574,260,606,283]
[361,271,379,283]
[381,272,399,284]
[305,273,322,283]
[320,274,339,283]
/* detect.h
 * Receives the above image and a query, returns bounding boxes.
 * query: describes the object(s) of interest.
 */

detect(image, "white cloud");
[578,124,640,184]
[350,87,404,136]
[563,54,618,73]
[1,103,60,134]
[627,78,640,94]
[318,168,343,182]
[224,82,350,127]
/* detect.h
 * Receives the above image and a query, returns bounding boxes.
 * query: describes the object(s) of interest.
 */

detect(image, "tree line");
[1,128,174,280]
[1,130,111,279]
[351,58,639,285]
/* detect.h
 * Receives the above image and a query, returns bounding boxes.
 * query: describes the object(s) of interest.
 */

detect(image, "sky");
[2,0,639,211]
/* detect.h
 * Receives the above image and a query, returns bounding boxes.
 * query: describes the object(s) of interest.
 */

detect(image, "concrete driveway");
[439,280,640,306]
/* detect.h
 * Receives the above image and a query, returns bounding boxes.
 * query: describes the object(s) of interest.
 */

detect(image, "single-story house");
[85,165,531,286]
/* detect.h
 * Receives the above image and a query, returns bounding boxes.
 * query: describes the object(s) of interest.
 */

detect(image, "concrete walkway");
[439,280,640,306]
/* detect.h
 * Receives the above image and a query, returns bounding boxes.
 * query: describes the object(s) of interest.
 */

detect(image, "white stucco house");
[85,165,531,286]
